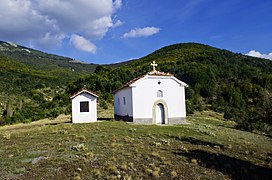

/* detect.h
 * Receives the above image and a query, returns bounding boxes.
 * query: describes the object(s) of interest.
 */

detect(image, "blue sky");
[0,0,271,64]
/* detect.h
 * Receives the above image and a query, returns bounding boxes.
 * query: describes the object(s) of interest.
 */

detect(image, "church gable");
[130,73,188,88]
[112,60,188,94]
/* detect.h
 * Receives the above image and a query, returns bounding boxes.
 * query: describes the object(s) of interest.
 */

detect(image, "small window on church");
[80,101,89,112]
[123,97,126,104]
[157,90,163,98]
[118,98,120,105]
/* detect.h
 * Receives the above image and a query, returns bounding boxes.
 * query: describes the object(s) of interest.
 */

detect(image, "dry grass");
[0,111,271,179]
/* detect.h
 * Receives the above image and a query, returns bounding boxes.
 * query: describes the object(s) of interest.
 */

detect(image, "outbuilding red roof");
[70,88,99,99]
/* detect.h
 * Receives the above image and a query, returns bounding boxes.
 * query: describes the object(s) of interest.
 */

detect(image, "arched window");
[157,90,163,98]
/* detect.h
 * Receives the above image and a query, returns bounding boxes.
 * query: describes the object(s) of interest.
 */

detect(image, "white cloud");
[0,0,122,52]
[123,27,160,38]
[0,0,56,40]
[112,20,124,28]
[70,34,96,54]
[113,0,122,10]
[246,50,272,60]
[33,33,66,49]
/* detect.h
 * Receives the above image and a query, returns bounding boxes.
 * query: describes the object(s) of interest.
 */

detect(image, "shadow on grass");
[45,118,114,124]
[176,136,224,148]
[44,121,71,125]
[175,149,272,180]
[97,118,114,121]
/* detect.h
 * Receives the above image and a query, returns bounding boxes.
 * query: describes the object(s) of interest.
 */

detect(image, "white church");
[113,61,188,125]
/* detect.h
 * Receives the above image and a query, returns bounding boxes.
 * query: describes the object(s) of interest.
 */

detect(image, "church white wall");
[132,76,186,120]
[166,84,186,118]
[114,88,133,117]
[72,93,97,123]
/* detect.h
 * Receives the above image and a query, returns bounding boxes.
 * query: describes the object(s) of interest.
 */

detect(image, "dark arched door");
[155,103,165,124]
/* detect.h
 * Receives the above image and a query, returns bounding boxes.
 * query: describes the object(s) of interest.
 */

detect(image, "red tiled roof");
[70,88,99,99]
[113,74,145,93]
[147,71,173,76]
[113,70,176,93]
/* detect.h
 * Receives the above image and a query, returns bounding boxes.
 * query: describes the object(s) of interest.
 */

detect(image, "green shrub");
[224,107,232,119]
[48,108,59,119]
[186,100,194,114]
[99,100,108,110]
[4,116,12,125]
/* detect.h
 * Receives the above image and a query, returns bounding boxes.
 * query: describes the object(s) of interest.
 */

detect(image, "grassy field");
[0,111,271,179]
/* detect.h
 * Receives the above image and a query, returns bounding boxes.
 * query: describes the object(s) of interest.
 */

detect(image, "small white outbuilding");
[70,89,98,123]
[113,61,188,125]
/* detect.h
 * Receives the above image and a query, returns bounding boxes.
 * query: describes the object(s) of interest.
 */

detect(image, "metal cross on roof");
[150,60,158,71]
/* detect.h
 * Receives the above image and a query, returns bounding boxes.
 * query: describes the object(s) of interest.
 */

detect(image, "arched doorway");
[152,100,168,124]
[156,103,165,124]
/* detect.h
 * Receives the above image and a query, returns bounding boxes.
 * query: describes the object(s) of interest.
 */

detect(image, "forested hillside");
[67,43,272,135]
[1,42,271,135]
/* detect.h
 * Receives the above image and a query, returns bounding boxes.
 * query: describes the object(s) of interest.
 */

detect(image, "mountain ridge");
[0,41,98,75]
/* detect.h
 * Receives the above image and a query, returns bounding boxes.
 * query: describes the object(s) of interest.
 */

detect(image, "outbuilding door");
[155,103,165,124]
